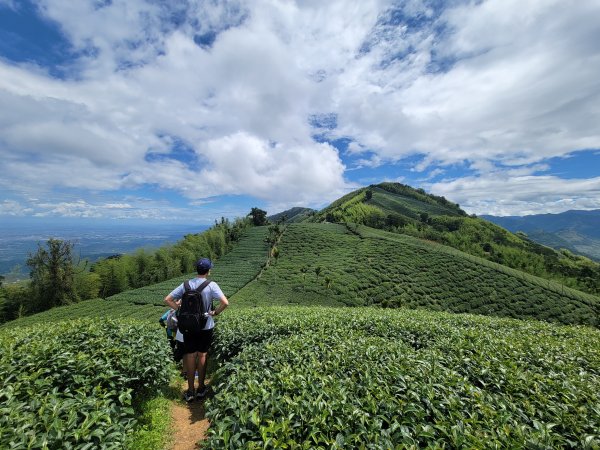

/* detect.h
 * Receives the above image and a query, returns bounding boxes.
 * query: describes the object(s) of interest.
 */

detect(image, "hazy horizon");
[0,221,209,278]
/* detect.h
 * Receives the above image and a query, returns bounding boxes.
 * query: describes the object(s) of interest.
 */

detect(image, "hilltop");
[290,182,600,296]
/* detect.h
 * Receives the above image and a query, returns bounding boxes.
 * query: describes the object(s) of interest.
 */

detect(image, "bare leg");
[184,352,198,392]
[196,352,208,388]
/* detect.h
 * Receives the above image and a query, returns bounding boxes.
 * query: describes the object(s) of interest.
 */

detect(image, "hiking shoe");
[196,386,209,399]
[183,390,195,403]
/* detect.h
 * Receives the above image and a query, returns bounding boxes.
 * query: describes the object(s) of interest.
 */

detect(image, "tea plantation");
[236,223,599,327]
[1,222,600,448]
[0,226,270,330]
[0,319,173,449]
[0,226,270,449]
[205,307,600,449]
[307,182,600,297]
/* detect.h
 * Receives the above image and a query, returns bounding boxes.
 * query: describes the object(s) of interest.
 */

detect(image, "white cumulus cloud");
[0,0,598,218]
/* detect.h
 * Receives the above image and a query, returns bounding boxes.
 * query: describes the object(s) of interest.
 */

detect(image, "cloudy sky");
[1,0,599,223]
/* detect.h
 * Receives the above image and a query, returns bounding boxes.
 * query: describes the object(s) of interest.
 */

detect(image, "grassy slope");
[0,226,270,330]
[2,222,600,448]
[235,223,599,327]
[312,184,463,222]
[307,183,600,296]
[368,185,462,218]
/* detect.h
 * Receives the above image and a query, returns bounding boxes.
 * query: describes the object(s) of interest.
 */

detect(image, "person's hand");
[209,310,217,317]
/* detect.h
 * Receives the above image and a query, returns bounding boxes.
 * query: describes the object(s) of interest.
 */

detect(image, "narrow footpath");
[169,228,279,449]
[169,380,211,450]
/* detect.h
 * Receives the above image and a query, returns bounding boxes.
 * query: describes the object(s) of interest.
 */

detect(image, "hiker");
[174,327,187,378]
[159,308,187,377]
[164,257,229,402]
[159,308,177,357]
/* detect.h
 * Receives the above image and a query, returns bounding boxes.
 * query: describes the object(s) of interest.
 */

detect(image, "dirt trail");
[169,381,211,450]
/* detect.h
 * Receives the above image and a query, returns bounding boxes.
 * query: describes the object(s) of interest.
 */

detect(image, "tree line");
[0,215,256,324]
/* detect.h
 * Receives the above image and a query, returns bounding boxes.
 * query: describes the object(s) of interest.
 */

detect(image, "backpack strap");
[183,279,211,294]
[195,279,212,293]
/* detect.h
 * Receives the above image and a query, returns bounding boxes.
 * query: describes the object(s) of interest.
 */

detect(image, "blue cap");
[196,258,213,273]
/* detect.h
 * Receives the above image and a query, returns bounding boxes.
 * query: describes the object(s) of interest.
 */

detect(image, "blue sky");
[1,0,599,224]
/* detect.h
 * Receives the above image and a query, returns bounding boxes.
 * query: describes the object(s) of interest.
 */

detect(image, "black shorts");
[182,328,214,354]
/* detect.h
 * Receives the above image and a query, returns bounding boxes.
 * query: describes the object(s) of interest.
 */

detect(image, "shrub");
[0,318,173,449]
[204,307,600,449]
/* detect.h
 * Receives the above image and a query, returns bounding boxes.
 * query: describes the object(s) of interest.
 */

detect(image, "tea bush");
[309,183,600,296]
[0,319,173,449]
[0,299,165,330]
[205,307,600,449]
[106,225,269,306]
[235,224,599,327]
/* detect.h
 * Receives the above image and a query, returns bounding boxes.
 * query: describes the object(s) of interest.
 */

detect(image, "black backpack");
[177,279,212,334]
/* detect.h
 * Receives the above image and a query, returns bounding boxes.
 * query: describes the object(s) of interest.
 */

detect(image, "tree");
[300,266,309,291]
[27,238,78,312]
[249,207,268,226]
[266,224,281,246]
[98,259,128,298]
[74,270,101,300]
[0,283,29,323]
[315,266,322,280]
[271,246,280,264]
[482,242,493,253]
[365,189,373,200]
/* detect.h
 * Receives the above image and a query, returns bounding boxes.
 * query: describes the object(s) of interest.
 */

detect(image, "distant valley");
[482,210,600,261]
[0,221,208,280]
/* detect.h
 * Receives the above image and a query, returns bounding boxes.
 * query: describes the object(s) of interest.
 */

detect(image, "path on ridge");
[169,380,210,450]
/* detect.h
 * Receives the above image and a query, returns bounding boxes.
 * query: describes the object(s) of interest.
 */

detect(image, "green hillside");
[6,221,598,330]
[2,219,600,448]
[312,183,464,224]
[268,207,315,224]
[307,182,600,296]
[236,223,599,326]
[1,226,270,329]
[206,307,600,449]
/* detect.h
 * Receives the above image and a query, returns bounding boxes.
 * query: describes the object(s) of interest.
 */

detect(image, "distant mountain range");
[482,210,600,261]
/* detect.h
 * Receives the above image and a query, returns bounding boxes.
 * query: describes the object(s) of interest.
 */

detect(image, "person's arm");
[165,283,184,310]
[210,294,229,316]
[164,293,180,310]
